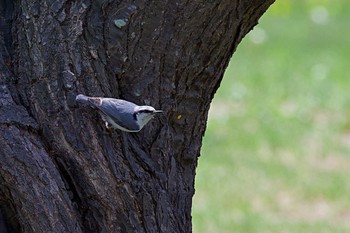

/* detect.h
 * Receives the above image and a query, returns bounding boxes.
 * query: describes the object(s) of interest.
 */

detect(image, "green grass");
[193,1,350,232]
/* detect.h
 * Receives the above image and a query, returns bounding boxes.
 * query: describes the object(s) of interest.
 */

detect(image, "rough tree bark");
[0,0,274,232]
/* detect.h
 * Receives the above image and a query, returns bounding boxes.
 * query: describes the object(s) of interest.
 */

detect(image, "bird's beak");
[154,110,163,114]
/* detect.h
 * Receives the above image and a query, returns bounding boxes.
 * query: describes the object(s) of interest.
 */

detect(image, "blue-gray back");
[97,98,139,131]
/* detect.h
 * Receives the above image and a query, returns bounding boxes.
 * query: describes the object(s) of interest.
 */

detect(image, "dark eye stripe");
[139,110,153,114]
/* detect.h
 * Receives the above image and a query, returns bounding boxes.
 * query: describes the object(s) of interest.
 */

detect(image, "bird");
[76,94,162,132]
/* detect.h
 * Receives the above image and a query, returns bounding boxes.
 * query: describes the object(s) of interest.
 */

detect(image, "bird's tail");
[76,94,102,107]
[76,94,91,105]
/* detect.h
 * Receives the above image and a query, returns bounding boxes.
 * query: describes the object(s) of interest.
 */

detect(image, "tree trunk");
[0,0,274,232]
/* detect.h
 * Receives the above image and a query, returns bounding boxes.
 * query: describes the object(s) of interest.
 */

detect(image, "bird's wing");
[96,98,140,131]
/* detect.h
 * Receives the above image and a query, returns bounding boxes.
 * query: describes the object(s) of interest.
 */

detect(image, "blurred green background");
[193,0,350,232]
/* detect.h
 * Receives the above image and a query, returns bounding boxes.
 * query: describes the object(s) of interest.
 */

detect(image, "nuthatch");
[76,94,162,132]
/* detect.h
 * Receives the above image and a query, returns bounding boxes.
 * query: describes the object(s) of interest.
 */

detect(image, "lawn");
[193,1,350,232]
